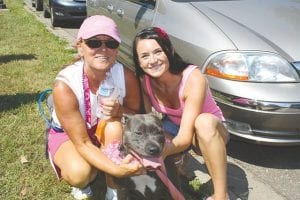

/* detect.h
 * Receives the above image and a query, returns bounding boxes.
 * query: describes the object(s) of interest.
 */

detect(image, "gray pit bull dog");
[112,113,182,200]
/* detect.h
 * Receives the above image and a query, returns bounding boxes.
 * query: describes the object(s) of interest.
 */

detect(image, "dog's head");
[121,113,165,157]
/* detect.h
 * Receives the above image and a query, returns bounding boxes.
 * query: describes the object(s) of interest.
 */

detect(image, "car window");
[126,0,156,9]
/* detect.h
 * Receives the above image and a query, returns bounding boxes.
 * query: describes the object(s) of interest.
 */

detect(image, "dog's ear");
[121,114,130,126]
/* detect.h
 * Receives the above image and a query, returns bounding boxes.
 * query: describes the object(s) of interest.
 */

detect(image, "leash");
[129,149,186,200]
[155,167,185,200]
[37,88,53,128]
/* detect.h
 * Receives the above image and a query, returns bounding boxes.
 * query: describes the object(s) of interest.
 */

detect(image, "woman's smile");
[94,54,110,62]
[136,39,169,77]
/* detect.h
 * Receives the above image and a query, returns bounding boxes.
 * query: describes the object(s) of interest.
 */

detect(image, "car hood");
[191,0,300,61]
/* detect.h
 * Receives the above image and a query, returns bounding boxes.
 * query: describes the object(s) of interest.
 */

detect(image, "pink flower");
[154,27,169,40]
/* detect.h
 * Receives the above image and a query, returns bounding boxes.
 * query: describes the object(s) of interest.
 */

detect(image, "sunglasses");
[84,39,119,49]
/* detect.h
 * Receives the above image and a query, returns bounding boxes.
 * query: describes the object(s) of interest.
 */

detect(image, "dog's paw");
[150,108,164,120]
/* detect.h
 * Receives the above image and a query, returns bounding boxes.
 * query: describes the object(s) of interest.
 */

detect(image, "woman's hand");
[100,98,122,119]
[161,135,190,159]
[113,154,145,177]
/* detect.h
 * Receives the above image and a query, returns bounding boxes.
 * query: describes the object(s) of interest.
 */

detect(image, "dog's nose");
[147,145,160,156]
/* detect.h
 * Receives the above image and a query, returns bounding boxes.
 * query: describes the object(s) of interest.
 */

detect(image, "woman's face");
[78,35,119,72]
[136,39,169,78]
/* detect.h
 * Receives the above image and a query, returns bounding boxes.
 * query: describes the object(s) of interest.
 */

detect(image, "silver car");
[87,0,300,146]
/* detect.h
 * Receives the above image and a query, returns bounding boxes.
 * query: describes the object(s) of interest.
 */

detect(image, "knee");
[194,113,223,143]
[61,161,95,187]
[104,121,122,144]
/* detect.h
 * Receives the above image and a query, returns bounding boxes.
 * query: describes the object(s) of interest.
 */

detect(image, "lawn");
[0,0,77,199]
[0,1,206,199]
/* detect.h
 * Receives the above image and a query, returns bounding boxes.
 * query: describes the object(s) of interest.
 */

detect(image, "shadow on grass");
[0,54,37,64]
[0,92,39,112]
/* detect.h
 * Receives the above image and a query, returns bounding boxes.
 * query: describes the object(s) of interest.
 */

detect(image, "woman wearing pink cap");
[132,27,230,200]
[48,15,143,199]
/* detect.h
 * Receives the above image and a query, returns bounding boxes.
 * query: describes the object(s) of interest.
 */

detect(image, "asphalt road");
[24,2,300,199]
[227,139,300,200]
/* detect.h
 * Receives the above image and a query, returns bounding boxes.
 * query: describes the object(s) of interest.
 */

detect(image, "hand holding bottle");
[95,72,121,145]
[98,96,121,119]
[96,72,121,120]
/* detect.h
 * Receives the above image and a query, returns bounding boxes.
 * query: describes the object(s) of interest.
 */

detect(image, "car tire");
[35,0,43,11]
[50,7,60,27]
[43,6,50,18]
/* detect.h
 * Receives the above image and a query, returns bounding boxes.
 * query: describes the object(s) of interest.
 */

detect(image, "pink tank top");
[145,65,224,125]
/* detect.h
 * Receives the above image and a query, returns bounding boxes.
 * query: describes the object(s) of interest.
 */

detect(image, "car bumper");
[207,76,300,146]
[52,0,86,21]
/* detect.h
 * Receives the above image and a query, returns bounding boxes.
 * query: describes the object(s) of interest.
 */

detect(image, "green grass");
[0,1,208,199]
[0,0,76,199]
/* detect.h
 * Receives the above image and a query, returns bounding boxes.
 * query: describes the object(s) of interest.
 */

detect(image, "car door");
[112,0,157,70]
[86,0,118,19]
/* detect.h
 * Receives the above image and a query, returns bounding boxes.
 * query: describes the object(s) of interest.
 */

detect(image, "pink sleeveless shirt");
[145,65,224,125]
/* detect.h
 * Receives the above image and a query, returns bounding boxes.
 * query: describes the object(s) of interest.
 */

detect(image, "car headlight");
[205,51,299,82]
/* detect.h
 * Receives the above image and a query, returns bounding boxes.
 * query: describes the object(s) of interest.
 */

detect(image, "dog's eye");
[134,131,143,135]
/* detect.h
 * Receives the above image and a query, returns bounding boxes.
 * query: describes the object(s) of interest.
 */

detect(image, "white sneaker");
[71,186,93,200]
[105,187,118,200]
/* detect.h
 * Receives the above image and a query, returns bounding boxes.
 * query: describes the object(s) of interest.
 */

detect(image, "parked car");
[42,0,87,27]
[87,0,300,146]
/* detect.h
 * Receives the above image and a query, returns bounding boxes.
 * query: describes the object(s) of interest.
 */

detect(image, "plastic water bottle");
[96,72,120,120]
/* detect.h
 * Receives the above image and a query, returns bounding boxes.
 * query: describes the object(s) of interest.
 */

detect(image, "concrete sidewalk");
[186,152,285,200]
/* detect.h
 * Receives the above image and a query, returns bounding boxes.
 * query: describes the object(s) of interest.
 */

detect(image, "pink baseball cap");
[77,15,121,43]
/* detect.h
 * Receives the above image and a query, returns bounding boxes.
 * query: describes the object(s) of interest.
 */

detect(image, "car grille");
[212,90,300,114]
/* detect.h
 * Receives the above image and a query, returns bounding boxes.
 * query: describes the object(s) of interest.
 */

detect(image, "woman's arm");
[53,81,141,177]
[165,69,207,156]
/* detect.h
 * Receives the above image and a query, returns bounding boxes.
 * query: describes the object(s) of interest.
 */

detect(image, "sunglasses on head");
[84,39,119,49]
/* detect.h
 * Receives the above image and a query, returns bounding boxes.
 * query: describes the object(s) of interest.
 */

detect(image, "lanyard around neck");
[82,68,92,129]
[82,67,101,147]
